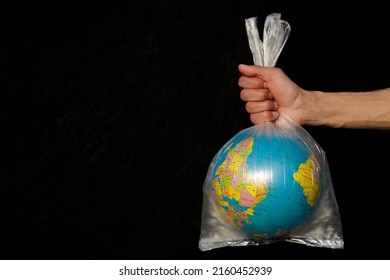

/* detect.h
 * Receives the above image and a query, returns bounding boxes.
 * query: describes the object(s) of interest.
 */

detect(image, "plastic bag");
[198,13,344,251]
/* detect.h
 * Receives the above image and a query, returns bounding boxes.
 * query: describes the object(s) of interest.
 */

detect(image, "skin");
[238,64,390,129]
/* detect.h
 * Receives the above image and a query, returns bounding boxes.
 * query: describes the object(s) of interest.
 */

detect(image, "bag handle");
[245,13,291,67]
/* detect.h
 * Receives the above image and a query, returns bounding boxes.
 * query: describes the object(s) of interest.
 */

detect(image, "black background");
[2,0,389,259]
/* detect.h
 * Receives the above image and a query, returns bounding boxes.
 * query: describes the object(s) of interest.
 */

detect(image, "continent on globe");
[213,138,269,229]
[293,156,320,207]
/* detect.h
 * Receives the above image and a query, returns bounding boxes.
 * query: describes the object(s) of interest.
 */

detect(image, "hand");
[238,64,305,125]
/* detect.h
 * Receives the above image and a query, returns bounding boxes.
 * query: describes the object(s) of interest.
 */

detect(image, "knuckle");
[250,114,262,125]
[245,102,255,112]
[237,76,246,87]
[265,99,275,108]
[254,79,263,88]
[240,90,248,101]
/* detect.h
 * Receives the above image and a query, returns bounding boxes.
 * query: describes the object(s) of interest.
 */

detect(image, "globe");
[210,121,321,240]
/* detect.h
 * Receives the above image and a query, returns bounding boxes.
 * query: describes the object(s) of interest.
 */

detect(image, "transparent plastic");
[199,13,344,251]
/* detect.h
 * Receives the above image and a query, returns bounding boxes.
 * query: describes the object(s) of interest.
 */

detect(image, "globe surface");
[211,124,321,240]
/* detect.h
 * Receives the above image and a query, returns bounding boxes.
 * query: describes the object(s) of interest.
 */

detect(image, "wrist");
[299,90,328,126]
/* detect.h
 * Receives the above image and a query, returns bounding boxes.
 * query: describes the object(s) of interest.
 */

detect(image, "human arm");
[238,64,390,129]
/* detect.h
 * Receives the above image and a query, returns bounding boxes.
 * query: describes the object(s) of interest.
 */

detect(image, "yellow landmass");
[232,186,241,201]
[251,233,267,239]
[212,180,223,198]
[245,208,254,216]
[293,157,320,207]
[220,201,229,207]
[255,183,268,201]
[247,185,257,198]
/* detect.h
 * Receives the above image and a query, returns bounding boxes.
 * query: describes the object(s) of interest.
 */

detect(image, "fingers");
[245,100,278,114]
[238,76,266,89]
[243,94,279,125]
[240,85,279,125]
[238,64,285,125]
[240,88,271,102]
[238,64,259,76]
[238,64,285,86]
[250,111,279,125]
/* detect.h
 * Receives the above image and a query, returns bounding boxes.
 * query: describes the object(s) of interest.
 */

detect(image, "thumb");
[238,64,266,77]
[238,64,260,77]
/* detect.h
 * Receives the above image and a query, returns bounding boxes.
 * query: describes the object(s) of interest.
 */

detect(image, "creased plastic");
[198,13,344,251]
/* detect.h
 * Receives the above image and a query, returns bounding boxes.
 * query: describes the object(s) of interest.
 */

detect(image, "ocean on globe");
[211,123,321,240]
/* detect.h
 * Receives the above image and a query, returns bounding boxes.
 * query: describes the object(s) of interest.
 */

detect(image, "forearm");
[302,88,390,129]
